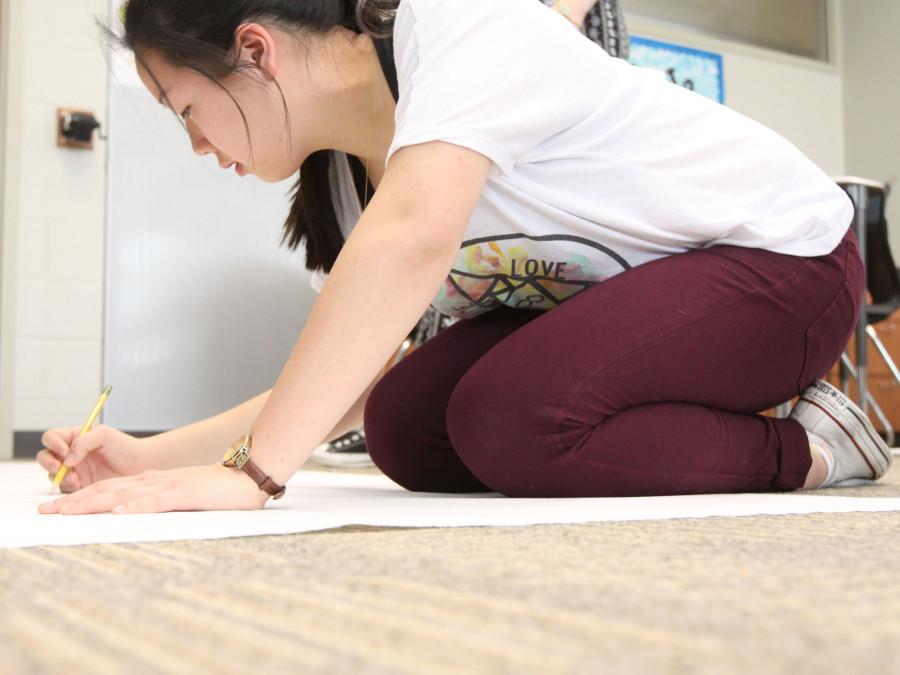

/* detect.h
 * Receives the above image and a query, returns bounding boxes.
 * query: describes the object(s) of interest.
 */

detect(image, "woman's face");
[135,26,331,183]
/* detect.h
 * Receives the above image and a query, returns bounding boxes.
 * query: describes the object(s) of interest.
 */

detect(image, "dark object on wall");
[57,108,103,149]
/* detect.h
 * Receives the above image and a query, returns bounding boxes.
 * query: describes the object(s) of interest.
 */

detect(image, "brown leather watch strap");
[240,457,286,500]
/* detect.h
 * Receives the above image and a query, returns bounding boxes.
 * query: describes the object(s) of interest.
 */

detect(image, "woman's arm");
[143,366,383,469]
[248,141,492,486]
[141,388,274,469]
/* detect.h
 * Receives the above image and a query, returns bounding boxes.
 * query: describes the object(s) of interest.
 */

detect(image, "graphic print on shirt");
[431,233,631,319]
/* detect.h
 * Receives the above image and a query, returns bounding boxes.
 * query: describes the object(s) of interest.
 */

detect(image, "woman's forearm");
[328,370,383,441]
[141,388,274,469]
[250,240,449,485]
[142,365,385,470]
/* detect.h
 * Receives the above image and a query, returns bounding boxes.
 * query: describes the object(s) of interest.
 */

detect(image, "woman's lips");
[220,160,246,177]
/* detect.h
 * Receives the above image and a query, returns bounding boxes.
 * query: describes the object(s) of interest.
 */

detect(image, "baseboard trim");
[13,430,163,459]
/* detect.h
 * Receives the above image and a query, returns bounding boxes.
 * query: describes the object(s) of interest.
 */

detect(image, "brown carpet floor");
[1,462,899,674]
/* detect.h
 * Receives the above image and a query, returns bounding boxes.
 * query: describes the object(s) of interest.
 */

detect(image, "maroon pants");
[364,225,864,496]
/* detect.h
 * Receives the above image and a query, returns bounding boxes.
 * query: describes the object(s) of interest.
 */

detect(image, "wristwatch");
[222,434,287,500]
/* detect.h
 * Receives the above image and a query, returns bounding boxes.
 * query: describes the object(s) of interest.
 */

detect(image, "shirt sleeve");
[386,0,610,176]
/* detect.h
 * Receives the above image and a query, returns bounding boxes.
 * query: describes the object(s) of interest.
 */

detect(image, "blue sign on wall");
[629,36,725,104]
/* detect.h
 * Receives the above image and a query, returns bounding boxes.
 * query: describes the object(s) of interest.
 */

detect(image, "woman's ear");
[233,22,278,78]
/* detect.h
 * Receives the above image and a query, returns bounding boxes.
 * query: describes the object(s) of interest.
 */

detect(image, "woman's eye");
[180,106,192,122]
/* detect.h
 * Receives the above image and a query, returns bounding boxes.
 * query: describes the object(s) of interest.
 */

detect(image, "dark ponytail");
[105,0,398,274]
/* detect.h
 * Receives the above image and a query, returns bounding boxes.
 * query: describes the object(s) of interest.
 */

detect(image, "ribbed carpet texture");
[1,464,898,674]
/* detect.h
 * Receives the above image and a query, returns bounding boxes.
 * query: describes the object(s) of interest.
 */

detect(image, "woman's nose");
[186,120,214,156]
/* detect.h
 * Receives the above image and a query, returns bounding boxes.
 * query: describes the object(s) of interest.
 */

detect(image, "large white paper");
[3,461,900,549]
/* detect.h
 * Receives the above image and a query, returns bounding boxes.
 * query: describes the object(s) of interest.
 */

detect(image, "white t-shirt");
[310,0,853,319]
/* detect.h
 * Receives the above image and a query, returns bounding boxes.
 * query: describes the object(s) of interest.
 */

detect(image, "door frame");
[0,0,22,460]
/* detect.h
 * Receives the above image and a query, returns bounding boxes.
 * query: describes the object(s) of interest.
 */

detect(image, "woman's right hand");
[36,425,148,493]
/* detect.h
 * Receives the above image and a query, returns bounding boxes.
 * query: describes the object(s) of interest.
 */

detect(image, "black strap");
[374,34,400,103]
[349,31,398,208]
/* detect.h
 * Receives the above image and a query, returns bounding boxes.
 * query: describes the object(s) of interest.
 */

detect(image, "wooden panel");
[821,314,900,435]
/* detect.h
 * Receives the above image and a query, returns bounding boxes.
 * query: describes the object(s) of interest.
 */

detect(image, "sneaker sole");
[795,381,892,480]
[310,444,375,469]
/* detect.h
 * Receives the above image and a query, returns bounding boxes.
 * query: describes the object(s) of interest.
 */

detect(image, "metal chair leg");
[839,350,896,446]
[839,355,850,396]
[849,183,870,412]
[865,324,900,386]
[869,396,895,447]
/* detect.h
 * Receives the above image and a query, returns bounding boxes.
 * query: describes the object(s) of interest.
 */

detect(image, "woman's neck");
[316,32,396,190]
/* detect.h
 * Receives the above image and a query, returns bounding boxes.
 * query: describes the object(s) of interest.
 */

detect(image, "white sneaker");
[789,379,893,487]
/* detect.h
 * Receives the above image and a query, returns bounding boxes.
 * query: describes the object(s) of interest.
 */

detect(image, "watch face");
[223,436,249,465]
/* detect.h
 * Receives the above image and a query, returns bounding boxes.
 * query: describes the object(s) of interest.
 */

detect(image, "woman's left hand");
[37,464,269,515]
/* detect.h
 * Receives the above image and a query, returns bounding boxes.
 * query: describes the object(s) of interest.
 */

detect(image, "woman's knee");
[364,362,487,493]
[445,365,559,495]
[363,364,424,486]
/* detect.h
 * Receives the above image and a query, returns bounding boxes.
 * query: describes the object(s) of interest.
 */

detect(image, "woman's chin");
[246,159,304,183]
[263,166,302,183]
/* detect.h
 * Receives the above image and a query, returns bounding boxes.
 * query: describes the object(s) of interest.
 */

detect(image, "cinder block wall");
[6,0,109,455]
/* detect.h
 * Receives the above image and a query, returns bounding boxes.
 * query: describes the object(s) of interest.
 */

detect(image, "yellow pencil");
[49,385,112,495]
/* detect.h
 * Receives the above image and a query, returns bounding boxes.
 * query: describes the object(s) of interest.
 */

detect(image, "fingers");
[36,448,62,473]
[64,426,108,468]
[38,472,171,515]
[38,430,72,471]
[38,450,82,492]
[38,425,107,470]
[111,492,176,514]
[45,470,82,493]
[40,426,82,455]
[39,483,139,515]
[38,426,82,469]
